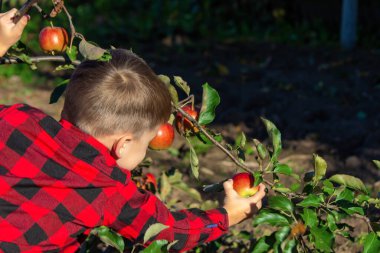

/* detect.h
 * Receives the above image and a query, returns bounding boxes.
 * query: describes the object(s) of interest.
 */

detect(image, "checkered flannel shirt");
[0,104,228,252]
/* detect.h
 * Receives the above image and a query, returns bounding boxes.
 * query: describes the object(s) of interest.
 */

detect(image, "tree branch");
[12,0,39,24]
[173,104,253,173]
[0,56,80,65]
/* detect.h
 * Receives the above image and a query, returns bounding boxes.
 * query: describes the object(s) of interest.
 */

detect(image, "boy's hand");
[0,9,29,57]
[222,179,266,227]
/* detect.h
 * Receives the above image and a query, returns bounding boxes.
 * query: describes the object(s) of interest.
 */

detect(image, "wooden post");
[340,0,358,50]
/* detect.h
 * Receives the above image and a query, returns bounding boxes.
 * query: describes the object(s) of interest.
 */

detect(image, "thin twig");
[61,4,75,49]
[0,56,81,65]
[173,104,253,173]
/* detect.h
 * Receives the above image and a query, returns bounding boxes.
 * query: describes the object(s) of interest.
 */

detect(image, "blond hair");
[62,49,172,137]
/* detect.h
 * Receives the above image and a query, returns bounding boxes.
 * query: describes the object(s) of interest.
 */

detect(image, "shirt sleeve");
[102,179,229,252]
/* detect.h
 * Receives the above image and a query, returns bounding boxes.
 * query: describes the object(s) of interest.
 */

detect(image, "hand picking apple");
[223,179,266,226]
[0,8,29,57]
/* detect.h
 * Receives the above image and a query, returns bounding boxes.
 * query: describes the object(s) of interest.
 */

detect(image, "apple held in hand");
[232,172,260,198]
[149,123,175,150]
[175,106,199,135]
[39,26,69,54]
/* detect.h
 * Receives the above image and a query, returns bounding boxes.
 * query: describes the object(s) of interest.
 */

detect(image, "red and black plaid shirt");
[0,104,228,253]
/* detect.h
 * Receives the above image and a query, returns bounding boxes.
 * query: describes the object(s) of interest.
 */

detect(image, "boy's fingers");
[223,179,238,197]
[247,183,266,203]
[14,15,29,30]
[3,8,18,18]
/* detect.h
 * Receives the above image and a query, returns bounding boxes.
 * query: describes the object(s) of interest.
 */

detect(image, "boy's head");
[62,49,172,169]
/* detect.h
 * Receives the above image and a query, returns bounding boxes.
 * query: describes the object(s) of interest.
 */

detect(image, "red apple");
[232,172,260,198]
[175,106,199,135]
[149,123,175,150]
[39,26,69,54]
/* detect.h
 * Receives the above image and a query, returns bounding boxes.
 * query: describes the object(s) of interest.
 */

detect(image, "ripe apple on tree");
[39,26,69,54]
[232,172,260,198]
[175,105,199,135]
[149,123,175,150]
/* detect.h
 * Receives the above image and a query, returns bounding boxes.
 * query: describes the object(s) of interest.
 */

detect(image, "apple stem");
[62,4,76,50]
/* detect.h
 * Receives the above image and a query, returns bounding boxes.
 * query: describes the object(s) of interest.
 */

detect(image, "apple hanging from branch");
[175,105,199,135]
[39,26,68,54]
[149,123,175,150]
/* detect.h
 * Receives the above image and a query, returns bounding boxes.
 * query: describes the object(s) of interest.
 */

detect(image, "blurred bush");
[3,0,379,51]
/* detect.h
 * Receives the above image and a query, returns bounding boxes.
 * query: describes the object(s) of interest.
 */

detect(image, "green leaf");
[268,196,294,213]
[252,237,271,253]
[186,138,199,179]
[283,239,297,253]
[373,160,380,170]
[336,200,364,215]
[143,223,169,244]
[273,185,292,193]
[235,132,247,149]
[335,188,354,202]
[141,240,169,253]
[310,226,333,252]
[198,83,220,125]
[256,143,267,160]
[261,118,282,163]
[301,208,318,228]
[196,130,223,145]
[66,45,78,62]
[274,164,293,176]
[253,209,290,226]
[313,154,327,183]
[158,75,179,106]
[297,194,323,208]
[158,74,171,85]
[173,76,190,96]
[330,174,368,193]
[49,80,69,104]
[79,39,106,60]
[159,173,172,201]
[322,180,334,195]
[290,183,301,192]
[95,226,125,253]
[363,232,380,253]
[253,171,263,187]
[55,64,75,71]
[274,227,291,252]
[326,214,337,232]
[275,226,290,242]
[168,85,179,106]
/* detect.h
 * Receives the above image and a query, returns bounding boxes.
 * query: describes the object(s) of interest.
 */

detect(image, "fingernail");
[25,15,30,21]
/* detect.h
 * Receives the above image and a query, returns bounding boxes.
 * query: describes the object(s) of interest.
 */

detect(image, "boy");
[0,9,266,252]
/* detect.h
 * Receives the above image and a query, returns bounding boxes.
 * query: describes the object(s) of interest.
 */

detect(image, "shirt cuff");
[205,207,229,232]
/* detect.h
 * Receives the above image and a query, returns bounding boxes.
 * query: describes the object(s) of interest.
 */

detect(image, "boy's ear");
[112,134,133,159]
